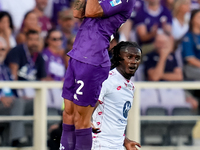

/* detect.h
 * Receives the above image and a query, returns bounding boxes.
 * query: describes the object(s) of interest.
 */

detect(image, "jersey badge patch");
[110,0,122,7]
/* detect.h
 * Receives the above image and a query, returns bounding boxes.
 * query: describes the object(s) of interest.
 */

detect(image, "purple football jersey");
[68,0,135,67]
[42,48,65,81]
[134,4,172,44]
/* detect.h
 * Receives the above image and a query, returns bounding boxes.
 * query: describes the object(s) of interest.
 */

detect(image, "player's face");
[26,34,40,54]
[118,47,141,80]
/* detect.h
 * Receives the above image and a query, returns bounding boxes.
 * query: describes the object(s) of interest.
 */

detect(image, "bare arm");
[85,0,103,17]
[161,67,183,81]
[9,63,19,80]
[147,56,167,81]
[136,24,157,42]
[73,0,86,18]
[186,57,200,68]
[119,19,133,41]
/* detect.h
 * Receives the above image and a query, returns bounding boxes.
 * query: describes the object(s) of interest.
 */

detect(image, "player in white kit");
[92,41,142,150]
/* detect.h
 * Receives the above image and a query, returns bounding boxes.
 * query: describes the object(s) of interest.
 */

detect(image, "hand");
[91,122,101,133]
[150,24,158,36]
[3,27,11,38]
[124,139,141,150]
[0,96,14,108]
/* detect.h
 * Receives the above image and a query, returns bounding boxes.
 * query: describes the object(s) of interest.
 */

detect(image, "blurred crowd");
[0,0,200,147]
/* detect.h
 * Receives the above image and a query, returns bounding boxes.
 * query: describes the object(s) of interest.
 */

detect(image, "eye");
[136,57,140,61]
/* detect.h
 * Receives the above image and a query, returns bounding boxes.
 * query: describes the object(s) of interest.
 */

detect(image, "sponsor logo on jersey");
[110,0,122,7]
[123,101,131,118]
[97,122,101,125]
[98,112,103,115]
[118,119,126,124]
[117,86,121,90]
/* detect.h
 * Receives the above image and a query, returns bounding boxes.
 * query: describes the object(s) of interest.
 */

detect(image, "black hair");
[44,28,61,47]
[26,30,39,37]
[189,9,200,32]
[0,11,14,32]
[110,41,142,69]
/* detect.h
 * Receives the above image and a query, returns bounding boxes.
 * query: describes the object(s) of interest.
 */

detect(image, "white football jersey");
[92,68,135,149]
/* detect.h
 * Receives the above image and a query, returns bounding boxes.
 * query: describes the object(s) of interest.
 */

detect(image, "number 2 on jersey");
[76,80,84,95]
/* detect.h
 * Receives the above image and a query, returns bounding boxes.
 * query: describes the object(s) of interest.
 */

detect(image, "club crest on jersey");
[110,0,122,7]
[123,101,131,118]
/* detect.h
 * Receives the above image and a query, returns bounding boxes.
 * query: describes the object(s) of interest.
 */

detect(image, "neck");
[193,26,200,34]
[48,46,59,55]
[148,3,160,11]
[176,13,186,25]
[34,7,44,17]
[116,67,131,80]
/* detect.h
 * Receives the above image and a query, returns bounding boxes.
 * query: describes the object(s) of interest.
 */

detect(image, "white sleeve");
[98,79,112,102]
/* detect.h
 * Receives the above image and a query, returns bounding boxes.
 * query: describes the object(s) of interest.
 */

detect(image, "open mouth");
[129,66,136,72]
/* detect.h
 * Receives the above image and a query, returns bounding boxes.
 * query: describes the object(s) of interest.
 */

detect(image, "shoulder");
[161,6,172,16]
[182,32,193,42]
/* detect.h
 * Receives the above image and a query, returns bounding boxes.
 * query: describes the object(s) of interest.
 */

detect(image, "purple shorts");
[62,58,110,107]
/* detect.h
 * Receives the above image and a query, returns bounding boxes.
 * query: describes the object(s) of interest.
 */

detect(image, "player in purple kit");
[60,0,136,149]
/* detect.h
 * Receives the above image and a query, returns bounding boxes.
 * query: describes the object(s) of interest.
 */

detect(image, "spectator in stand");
[172,0,190,42]
[6,29,46,80]
[5,29,46,102]
[182,9,200,80]
[33,0,52,38]
[143,32,198,111]
[171,0,190,68]
[0,36,26,147]
[57,9,74,50]
[0,0,35,33]
[42,29,65,112]
[16,11,41,44]
[64,35,75,69]
[182,9,200,114]
[144,32,182,82]
[0,11,16,50]
[44,0,73,26]
[161,0,174,11]
[16,11,43,51]
[43,29,65,81]
[133,0,172,54]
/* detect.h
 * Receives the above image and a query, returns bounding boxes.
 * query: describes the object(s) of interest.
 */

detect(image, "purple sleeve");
[100,0,134,17]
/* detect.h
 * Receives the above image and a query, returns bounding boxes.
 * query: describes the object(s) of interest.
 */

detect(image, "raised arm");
[73,0,86,18]
[85,0,103,17]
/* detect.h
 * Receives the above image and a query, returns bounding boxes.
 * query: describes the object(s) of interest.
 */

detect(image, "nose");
[129,57,137,64]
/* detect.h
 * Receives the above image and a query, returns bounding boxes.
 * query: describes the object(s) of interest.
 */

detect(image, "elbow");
[73,11,84,19]
[177,74,183,81]
[148,76,160,81]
